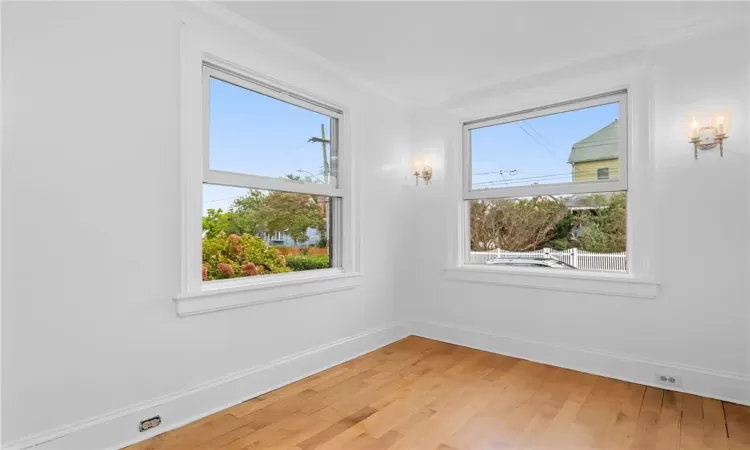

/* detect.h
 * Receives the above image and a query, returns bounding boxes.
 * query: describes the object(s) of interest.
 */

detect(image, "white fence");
[470,248,627,272]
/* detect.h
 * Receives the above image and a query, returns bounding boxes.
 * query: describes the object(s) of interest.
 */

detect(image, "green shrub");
[286,254,330,272]
[202,232,290,280]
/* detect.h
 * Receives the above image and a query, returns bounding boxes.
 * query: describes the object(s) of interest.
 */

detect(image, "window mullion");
[204,170,343,198]
[465,179,627,200]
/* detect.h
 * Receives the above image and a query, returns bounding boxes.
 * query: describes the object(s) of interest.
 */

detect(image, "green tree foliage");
[201,174,328,277]
[224,190,266,236]
[469,193,626,253]
[573,193,626,253]
[202,232,289,280]
[262,191,326,245]
[202,209,230,238]
[470,196,568,251]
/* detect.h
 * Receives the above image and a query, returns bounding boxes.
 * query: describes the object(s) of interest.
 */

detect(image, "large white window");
[463,91,628,273]
[175,27,360,315]
[200,64,345,284]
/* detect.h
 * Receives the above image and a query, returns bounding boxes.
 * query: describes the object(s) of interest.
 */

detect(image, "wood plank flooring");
[125,336,750,450]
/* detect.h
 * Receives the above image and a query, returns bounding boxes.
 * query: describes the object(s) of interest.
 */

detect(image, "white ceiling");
[221,2,749,107]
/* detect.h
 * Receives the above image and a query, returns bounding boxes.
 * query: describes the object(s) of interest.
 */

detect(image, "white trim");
[2,323,408,450]
[464,179,626,200]
[204,64,343,119]
[411,320,750,406]
[203,170,342,198]
[187,1,408,109]
[179,19,358,308]
[445,266,659,299]
[464,90,625,129]
[453,67,656,281]
[463,90,628,199]
[174,271,361,317]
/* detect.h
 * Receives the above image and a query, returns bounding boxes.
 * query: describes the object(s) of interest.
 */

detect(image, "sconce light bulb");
[716,116,726,135]
[691,117,699,129]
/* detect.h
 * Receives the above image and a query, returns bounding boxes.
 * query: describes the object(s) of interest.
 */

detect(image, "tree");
[201,175,327,249]
[470,196,569,252]
[202,209,229,238]
[574,193,626,253]
[262,191,325,246]
[224,189,266,236]
[468,193,627,254]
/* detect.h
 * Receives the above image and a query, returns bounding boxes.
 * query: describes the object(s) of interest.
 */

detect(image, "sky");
[203,76,619,214]
[203,77,333,214]
[471,103,618,189]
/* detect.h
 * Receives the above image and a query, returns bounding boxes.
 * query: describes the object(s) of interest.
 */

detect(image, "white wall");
[1,2,409,447]
[406,26,750,404]
[3,3,749,449]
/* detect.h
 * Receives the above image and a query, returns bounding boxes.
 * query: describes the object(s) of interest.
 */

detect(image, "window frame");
[463,90,628,200]
[202,64,344,199]
[177,25,359,310]
[460,90,629,272]
[200,65,346,289]
[597,167,611,180]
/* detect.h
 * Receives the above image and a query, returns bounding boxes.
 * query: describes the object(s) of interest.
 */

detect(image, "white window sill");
[445,265,659,299]
[174,269,361,317]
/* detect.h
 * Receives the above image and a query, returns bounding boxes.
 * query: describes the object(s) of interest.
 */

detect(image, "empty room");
[2,1,749,449]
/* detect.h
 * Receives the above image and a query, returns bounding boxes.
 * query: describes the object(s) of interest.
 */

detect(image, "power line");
[473,167,617,186]
[474,169,608,185]
[473,169,518,176]
[204,194,246,205]
[516,122,567,163]
[524,122,552,149]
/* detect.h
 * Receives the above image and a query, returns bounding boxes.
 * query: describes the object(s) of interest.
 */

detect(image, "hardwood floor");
[125,336,750,450]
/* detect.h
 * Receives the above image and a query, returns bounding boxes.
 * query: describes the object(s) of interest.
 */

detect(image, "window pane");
[468,192,626,272]
[208,76,338,186]
[470,103,619,190]
[202,184,337,281]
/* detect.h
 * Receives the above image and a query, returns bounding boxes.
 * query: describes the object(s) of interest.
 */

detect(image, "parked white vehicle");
[485,257,577,269]
[471,248,626,272]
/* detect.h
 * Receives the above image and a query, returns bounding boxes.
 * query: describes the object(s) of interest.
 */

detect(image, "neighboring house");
[568,119,619,181]
[263,228,321,247]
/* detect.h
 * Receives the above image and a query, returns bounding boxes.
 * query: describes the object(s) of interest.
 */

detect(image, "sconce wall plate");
[689,116,728,160]
[414,165,433,186]
[413,160,433,186]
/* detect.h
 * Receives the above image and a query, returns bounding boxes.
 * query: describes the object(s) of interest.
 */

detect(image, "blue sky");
[471,103,618,189]
[203,77,618,214]
[204,77,332,213]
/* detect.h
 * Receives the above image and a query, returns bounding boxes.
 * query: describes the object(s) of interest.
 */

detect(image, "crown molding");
[186,1,408,109]
[430,12,750,111]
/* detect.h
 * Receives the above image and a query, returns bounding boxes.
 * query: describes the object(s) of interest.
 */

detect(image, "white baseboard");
[3,322,409,450]
[410,319,750,406]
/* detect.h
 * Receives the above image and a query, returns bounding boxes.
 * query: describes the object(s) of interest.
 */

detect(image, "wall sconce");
[688,113,729,160]
[413,159,433,186]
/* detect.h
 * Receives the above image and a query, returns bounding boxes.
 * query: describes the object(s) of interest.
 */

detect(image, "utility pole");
[308,124,330,183]
[307,125,331,249]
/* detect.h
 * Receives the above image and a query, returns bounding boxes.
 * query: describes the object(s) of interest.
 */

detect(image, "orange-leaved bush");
[202,232,289,281]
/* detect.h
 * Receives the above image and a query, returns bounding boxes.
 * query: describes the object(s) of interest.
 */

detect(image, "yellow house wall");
[573,159,620,182]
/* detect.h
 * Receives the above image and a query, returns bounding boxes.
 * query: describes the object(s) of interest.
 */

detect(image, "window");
[463,91,628,273]
[201,64,344,283]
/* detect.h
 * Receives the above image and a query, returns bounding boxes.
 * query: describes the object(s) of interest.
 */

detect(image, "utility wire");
[473,167,616,186]
[516,122,567,163]
[474,170,610,185]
